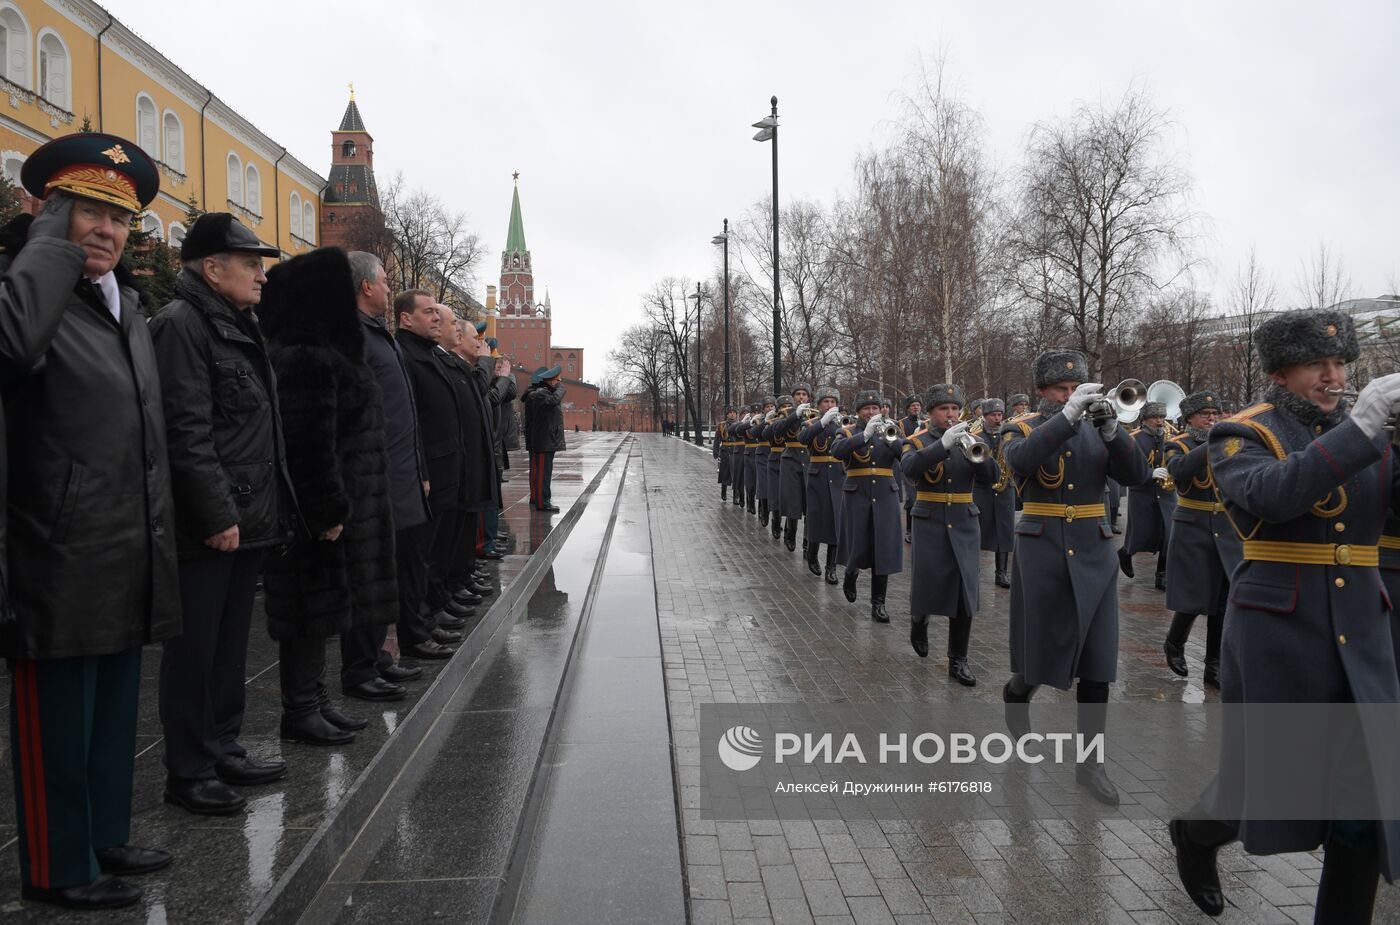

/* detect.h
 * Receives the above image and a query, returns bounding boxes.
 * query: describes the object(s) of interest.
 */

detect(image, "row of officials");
[711,312,1400,924]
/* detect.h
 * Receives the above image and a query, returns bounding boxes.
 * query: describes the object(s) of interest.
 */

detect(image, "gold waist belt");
[1242,540,1378,567]
[809,455,838,464]
[846,467,894,477]
[722,441,744,447]
[1380,536,1400,551]
[916,491,974,504]
[785,442,805,449]
[770,446,785,453]
[1020,502,1106,522]
[1176,497,1225,513]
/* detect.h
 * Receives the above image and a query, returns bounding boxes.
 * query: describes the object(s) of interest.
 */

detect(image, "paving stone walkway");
[643,435,1400,925]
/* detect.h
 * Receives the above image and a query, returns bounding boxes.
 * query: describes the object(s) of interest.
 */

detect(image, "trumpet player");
[974,399,1015,589]
[741,401,763,514]
[831,391,905,623]
[898,396,923,544]
[772,385,813,553]
[1000,349,1150,807]
[752,396,777,526]
[765,395,792,540]
[1118,401,1177,591]
[728,408,750,508]
[1007,393,1031,512]
[1159,390,1234,688]
[899,385,997,685]
[800,388,845,583]
[1170,310,1400,923]
[714,406,739,501]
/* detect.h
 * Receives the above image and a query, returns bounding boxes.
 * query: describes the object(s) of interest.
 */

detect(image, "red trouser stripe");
[475,516,486,555]
[15,660,50,888]
[531,454,542,506]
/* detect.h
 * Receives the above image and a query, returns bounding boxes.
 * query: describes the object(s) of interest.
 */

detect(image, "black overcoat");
[974,428,1015,553]
[800,417,844,546]
[1122,427,1176,555]
[1162,431,1242,615]
[831,425,904,575]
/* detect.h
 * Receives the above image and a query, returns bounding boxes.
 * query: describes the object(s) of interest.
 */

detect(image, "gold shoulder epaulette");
[1218,404,1284,460]
[1226,402,1274,423]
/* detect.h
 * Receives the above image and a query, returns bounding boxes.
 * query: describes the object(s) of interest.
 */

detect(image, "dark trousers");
[448,511,481,591]
[279,637,334,719]
[425,508,466,610]
[530,451,555,507]
[9,647,141,889]
[159,549,264,781]
[395,521,435,649]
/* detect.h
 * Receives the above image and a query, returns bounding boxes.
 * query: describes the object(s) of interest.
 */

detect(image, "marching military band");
[710,306,1400,924]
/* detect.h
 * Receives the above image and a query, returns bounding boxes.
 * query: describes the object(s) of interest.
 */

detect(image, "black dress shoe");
[442,599,475,618]
[994,572,1011,589]
[1117,548,1135,578]
[541,504,561,512]
[95,845,172,876]
[824,565,839,585]
[1111,524,1122,535]
[431,627,462,645]
[1155,572,1168,592]
[1075,762,1121,806]
[343,677,407,701]
[904,529,912,545]
[280,712,355,746]
[321,703,368,731]
[758,508,769,527]
[22,875,142,910]
[842,571,858,603]
[215,754,287,786]
[807,556,822,577]
[467,580,495,596]
[452,589,484,606]
[1002,681,1033,740]
[1169,818,1226,916]
[947,657,977,687]
[404,641,455,660]
[164,777,246,816]
[911,622,929,658]
[870,600,890,623]
[1203,661,1221,689]
[481,548,505,560]
[436,612,467,630]
[1163,640,1188,677]
[380,662,423,683]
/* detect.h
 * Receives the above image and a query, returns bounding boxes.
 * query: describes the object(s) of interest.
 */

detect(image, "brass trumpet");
[1325,387,1397,436]
[800,407,822,421]
[953,432,988,464]
[764,410,779,423]
[837,413,859,428]
[875,415,902,443]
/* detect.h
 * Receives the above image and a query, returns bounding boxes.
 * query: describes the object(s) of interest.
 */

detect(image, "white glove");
[796,402,810,415]
[1061,382,1106,423]
[821,407,840,426]
[1152,467,1169,481]
[863,417,882,440]
[1100,418,1119,442]
[1351,373,1400,439]
[939,421,971,450]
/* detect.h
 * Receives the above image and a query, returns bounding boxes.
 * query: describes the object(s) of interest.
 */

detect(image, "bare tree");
[376,172,484,304]
[608,323,671,425]
[1294,240,1353,310]
[1011,86,1197,378]
[1226,247,1277,404]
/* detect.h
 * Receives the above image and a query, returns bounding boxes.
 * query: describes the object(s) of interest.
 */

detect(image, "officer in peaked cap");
[3,132,177,909]
[1119,400,1177,590]
[831,390,904,623]
[999,348,1149,807]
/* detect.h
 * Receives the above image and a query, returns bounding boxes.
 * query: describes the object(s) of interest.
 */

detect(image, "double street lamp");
[752,96,781,396]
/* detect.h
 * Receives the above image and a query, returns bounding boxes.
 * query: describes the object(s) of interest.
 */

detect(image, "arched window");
[37,30,67,110]
[140,212,162,240]
[245,164,260,214]
[2,151,22,184]
[167,222,186,250]
[341,139,356,158]
[135,94,157,157]
[162,111,183,172]
[226,152,242,205]
[302,201,314,244]
[0,4,31,90]
[289,191,302,239]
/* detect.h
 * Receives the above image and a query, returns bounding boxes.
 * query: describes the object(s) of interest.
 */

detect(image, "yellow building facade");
[0,0,323,256]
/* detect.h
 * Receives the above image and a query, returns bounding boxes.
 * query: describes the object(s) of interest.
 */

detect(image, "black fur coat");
[258,248,397,640]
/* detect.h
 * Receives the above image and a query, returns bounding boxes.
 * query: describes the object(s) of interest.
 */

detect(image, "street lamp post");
[711,219,731,413]
[690,282,704,447]
[753,96,780,396]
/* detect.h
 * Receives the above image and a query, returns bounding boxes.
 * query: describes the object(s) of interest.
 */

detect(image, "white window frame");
[0,3,32,90]
[35,28,67,110]
[140,211,163,241]
[161,109,183,172]
[135,92,158,158]
[244,163,260,215]
[302,201,314,244]
[226,152,242,206]
[1,149,23,184]
[167,221,186,249]
[289,190,301,239]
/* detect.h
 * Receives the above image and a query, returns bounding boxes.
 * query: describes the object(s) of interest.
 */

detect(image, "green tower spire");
[505,174,527,254]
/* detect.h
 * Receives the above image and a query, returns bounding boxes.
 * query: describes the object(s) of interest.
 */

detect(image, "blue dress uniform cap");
[924,383,964,409]
[1179,389,1222,419]
[474,320,488,335]
[854,390,883,411]
[1255,308,1359,372]
[21,131,159,213]
[530,364,562,384]
[180,212,280,261]
[1033,348,1089,389]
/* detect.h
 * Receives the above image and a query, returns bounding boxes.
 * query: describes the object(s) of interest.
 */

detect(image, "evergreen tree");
[184,191,203,227]
[0,173,23,225]
[126,216,180,315]
[79,114,94,132]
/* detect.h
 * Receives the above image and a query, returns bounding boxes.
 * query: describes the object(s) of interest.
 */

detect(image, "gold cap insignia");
[102,144,131,165]
[1326,324,1337,336]
[1224,436,1242,457]
[1206,396,1214,402]
[1065,361,1074,369]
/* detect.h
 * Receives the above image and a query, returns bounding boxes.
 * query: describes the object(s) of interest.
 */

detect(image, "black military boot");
[1203,612,1223,689]
[771,512,783,540]
[1315,825,1381,925]
[1155,569,1168,592]
[842,570,859,603]
[994,551,1011,589]
[1074,681,1119,806]
[721,484,727,501]
[824,547,839,585]
[758,499,769,527]
[1164,612,1194,677]
[806,543,822,577]
[1002,675,1037,740]
[947,616,976,686]
[1117,547,1135,578]
[910,617,929,658]
[1168,816,1235,917]
[870,574,890,623]
[783,517,798,551]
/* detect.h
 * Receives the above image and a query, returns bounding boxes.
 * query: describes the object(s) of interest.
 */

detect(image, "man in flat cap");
[999,348,1149,807]
[524,364,566,511]
[0,132,176,909]
[1171,310,1400,922]
[1119,401,1177,590]
[149,213,295,816]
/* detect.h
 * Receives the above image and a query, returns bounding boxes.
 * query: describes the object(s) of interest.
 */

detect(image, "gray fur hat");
[776,394,794,409]
[1033,349,1088,389]
[903,394,922,410]
[923,383,964,409]
[1141,401,1167,420]
[816,385,840,403]
[1008,393,1030,407]
[853,389,883,411]
[981,398,1006,415]
[791,383,813,398]
[1256,309,1360,373]
[761,396,776,408]
[748,401,762,412]
[1179,389,1222,419]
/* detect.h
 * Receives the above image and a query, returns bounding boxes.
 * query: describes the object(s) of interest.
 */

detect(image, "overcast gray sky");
[107,0,1399,382]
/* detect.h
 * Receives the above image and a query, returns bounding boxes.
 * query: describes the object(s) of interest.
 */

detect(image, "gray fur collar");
[1264,383,1347,429]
